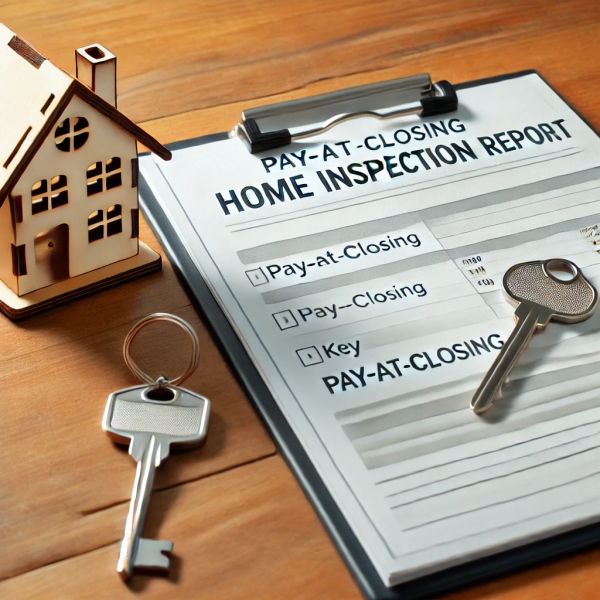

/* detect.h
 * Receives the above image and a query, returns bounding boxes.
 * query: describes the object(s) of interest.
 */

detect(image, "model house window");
[55,117,89,151]
[88,204,122,243]
[86,157,122,196]
[31,175,69,214]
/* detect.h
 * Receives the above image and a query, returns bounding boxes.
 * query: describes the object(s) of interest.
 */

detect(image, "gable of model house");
[0,22,169,205]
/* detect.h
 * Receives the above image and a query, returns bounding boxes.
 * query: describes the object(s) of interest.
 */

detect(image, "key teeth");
[135,538,174,570]
[118,538,174,580]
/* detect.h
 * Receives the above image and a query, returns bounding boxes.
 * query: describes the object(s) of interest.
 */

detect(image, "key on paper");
[471,259,598,415]
[103,384,210,580]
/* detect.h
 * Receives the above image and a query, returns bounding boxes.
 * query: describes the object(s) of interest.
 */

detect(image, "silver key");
[103,383,210,580]
[471,258,598,415]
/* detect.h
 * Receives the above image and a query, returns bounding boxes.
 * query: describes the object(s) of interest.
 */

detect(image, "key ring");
[123,313,200,388]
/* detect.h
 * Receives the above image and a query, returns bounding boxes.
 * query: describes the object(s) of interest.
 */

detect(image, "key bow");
[471,258,598,415]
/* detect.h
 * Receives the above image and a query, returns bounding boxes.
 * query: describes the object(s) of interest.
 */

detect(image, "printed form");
[140,73,600,585]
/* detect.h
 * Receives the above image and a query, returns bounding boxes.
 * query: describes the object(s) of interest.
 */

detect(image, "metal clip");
[235,73,457,153]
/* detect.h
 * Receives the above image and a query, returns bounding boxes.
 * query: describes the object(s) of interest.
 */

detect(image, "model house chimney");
[75,44,117,107]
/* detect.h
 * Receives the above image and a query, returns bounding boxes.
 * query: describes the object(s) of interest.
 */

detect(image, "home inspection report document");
[140,73,600,586]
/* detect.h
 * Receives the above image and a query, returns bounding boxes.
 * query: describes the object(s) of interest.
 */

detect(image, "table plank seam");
[79,449,278,518]
[137,19,600,125]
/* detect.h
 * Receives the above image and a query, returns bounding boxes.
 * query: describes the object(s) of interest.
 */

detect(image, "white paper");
[140,73,600,586]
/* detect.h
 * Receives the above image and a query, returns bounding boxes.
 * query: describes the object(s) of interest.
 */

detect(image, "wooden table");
[2,1,600,598]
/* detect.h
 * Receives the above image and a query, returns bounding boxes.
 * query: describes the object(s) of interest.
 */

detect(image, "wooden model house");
[0,23,171,317]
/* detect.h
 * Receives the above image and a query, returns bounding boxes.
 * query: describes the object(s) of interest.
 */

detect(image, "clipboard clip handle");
[235,75,457,154]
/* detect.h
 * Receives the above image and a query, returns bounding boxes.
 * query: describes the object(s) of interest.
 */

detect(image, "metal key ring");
[123,313,200,388]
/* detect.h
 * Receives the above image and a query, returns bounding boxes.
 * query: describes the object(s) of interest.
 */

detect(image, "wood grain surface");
[2,1,600,598]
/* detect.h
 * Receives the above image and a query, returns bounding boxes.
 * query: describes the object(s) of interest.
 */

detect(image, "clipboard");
[139,70,600,600]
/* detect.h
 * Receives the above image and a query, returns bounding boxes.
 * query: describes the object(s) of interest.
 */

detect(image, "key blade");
[129,434,166,464]
[471,302,545,414]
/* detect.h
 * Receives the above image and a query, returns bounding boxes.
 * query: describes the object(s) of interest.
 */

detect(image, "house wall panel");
[11,94,138,295]
[0,198,17,294]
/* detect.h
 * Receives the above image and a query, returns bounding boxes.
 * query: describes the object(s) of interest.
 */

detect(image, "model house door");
[34,224,69,284]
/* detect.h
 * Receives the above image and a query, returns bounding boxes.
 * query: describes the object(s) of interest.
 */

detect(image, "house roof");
[0,23,171,205]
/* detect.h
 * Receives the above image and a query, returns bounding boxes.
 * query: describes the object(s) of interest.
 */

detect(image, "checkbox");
[296,346,323,367]
[246,268,268,287]
[272,310,298,330]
